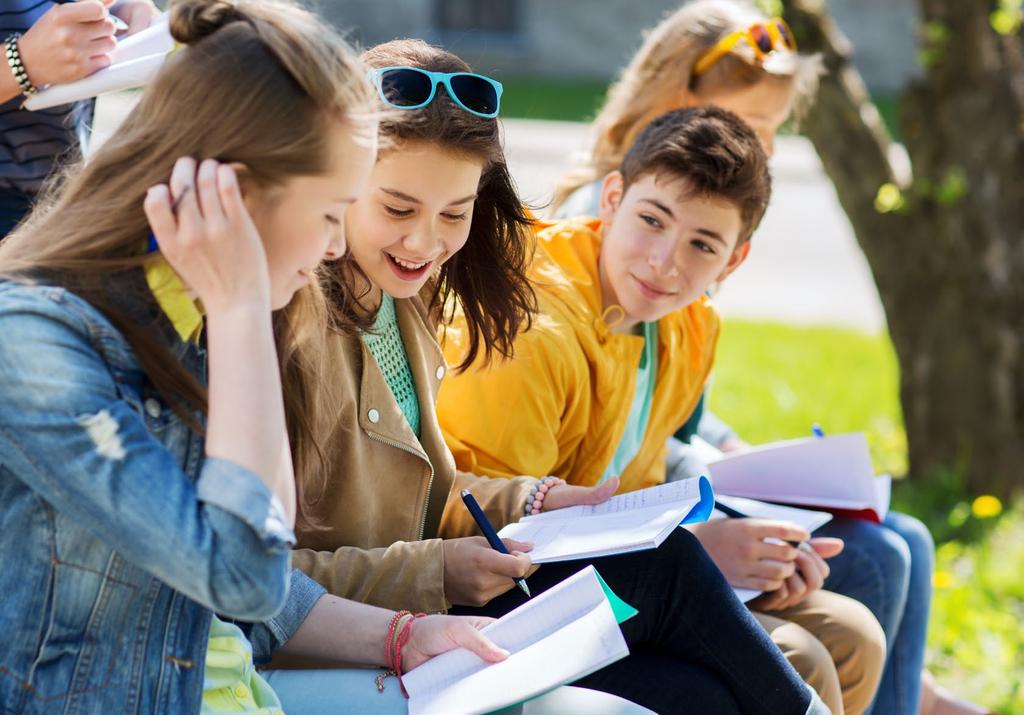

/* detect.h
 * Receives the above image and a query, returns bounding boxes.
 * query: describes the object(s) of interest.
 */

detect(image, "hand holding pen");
[712,499,844,611]
[459,490,535,599]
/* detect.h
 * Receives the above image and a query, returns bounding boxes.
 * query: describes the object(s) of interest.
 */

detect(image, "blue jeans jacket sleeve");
[0,287,294,621]
[244,569,327,664]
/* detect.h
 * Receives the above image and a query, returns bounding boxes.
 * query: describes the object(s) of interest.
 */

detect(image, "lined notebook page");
[496,476,706,562]
[522,476,702,522]
[403,566,628,715]
[501,506,685,563]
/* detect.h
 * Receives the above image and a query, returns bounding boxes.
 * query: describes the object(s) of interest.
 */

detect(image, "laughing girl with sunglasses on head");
[549,2,985,715]
[279,37,830,715]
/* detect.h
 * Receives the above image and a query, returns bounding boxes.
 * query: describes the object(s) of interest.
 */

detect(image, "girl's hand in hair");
[402,614,508,673]
[540,475,619,512]
[17,0,118,87]
[145,157,272,314]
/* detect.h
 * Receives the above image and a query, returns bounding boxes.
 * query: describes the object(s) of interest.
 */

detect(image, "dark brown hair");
[0,0,375,485]
[620,105,771,245]
[336,39,537,370]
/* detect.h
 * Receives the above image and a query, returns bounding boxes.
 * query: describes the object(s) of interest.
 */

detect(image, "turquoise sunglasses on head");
[367,66,503,119]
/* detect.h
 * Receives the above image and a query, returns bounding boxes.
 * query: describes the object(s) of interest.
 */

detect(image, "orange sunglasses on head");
[693,17,797,77]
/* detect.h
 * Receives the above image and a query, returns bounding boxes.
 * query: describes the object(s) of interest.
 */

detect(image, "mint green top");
[599,321,658,484]
[363,293,421,436]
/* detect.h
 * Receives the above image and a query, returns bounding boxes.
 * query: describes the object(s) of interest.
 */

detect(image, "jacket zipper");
[363,430,436,541]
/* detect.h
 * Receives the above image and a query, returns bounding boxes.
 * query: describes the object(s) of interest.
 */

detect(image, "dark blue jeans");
[0,189,32,239]
[453,528,813,715]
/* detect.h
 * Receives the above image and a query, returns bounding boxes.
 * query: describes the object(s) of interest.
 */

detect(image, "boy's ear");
[598,170,626,225]
[716,240,752,283]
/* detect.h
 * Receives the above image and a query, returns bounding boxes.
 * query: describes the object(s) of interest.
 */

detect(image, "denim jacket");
[0,277,324,714]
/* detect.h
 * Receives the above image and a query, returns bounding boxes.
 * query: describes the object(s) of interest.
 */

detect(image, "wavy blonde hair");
[552,0,820,210]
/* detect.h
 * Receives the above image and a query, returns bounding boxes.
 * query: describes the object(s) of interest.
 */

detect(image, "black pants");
[452,528,810,715]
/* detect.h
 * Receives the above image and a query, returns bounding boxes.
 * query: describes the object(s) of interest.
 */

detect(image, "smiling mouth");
[385,252,434,281]
[632,274,676,297]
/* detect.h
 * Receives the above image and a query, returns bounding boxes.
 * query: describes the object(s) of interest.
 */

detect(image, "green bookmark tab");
[594,568,638,623]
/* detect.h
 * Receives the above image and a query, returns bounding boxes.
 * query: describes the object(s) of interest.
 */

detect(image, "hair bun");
[169,0,244,45]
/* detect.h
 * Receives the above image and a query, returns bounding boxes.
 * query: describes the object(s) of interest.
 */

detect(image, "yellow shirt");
[437,217,720,493]
[144,259,284,715]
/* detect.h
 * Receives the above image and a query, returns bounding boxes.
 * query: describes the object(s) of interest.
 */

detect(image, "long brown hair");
[552,0,819,210]
[0,0,375,485]
[334,39,537,371]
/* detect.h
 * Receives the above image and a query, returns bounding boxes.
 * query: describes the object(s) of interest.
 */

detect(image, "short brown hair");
[619,106,771,245]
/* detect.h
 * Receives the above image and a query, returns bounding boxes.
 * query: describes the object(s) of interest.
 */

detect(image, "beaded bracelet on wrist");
[4,34,37,98]
[525,476,565,515]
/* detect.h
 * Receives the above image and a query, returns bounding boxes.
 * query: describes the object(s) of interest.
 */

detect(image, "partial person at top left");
[1,0,159,237]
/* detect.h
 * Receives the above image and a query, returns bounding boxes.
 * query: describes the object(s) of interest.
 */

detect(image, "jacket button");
[435,365,445,380]
[233,684,249,699]
[367,408,380,424]
[144,398,161,418]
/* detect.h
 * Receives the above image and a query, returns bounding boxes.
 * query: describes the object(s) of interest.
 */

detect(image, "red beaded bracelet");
[375,610,410,693]
[394,612,426,698]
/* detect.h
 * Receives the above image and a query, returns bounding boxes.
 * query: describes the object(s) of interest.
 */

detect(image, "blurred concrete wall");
[320,0,918,94]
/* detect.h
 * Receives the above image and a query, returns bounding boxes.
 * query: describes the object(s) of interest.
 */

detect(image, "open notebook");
[703,434,892,523]
[403,565,632,715]
[711,495,834,603]
[24,17,173,111]
[497,475,714,563]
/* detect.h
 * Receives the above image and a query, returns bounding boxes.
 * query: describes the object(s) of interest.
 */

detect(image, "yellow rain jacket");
[437,217,720,493]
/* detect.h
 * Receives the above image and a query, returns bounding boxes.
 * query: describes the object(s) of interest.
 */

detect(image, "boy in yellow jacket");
[437,106,885,714]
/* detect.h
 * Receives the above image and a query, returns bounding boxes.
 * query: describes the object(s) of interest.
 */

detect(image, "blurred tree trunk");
[779,0,1024,496]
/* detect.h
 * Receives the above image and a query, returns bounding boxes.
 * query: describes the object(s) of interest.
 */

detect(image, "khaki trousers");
[754,590,886,715]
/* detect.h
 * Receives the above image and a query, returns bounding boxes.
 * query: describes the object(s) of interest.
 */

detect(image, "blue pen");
[811,423,825,438]
[460,489,532,598]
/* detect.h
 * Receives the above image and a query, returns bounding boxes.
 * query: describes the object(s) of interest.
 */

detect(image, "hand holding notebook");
[24,16,173,111]
[403,565,634,715]
[497,475,714,563]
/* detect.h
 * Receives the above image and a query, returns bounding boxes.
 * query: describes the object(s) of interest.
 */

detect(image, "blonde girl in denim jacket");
[0,1,516,713]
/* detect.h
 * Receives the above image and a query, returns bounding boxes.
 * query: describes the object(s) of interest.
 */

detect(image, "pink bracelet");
[525,476,565,515]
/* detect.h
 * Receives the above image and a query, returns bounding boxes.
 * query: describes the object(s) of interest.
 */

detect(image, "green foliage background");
[711,320,1024,713]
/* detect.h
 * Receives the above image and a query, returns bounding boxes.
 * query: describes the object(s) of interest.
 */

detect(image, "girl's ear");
[716,240,752,283]
[229,163,269,217]
[598,170,625,226]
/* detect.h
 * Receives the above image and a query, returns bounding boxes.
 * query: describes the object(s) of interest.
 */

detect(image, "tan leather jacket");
[291,293,536,614]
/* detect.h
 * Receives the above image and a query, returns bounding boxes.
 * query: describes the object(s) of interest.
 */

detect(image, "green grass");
[709,320,907,476]
[708,319,1024,713]
[499,76,608,123]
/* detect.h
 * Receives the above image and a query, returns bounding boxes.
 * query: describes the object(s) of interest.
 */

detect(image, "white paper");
[706,433,891,521]
[24,17,172,111]
[403,566,629,715]
[708,496,834,603]
[498,477,704,563]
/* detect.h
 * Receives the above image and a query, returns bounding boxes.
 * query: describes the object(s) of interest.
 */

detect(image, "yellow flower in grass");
[933,571,954,589]
[971,495,1003,519]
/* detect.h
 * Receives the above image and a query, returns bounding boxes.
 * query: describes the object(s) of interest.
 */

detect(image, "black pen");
[461,489,532,598]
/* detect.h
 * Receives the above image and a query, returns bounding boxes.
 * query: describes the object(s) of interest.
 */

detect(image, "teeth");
[389,254,429,271]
